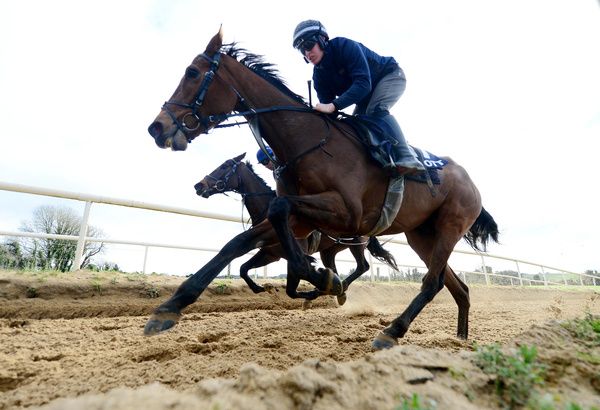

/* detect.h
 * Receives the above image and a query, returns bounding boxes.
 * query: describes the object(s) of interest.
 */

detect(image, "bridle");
[161,53,227,141]
[159,51,316,144]
[160,50,335,182]
[202,158,243,195]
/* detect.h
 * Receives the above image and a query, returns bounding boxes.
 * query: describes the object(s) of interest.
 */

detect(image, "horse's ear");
[205,25,224,55]
[234,152,246,161]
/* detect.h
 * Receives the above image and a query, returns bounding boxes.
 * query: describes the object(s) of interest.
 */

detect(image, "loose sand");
[1,271,598,409]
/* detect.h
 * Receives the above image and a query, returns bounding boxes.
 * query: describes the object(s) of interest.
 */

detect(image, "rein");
[162,52,315,142]
[162,51,337,185]
[202,157,275,229]
[202,159,241,194]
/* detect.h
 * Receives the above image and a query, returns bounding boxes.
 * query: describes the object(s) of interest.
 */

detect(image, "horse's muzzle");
[147,121,188,151]
[148,121,165,146]
[194,182,211,198]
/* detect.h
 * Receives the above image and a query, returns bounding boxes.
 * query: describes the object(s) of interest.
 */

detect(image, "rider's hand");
[315,103,336,114]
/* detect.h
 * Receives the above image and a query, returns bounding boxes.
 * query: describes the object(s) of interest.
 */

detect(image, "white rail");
[0,181,598,286]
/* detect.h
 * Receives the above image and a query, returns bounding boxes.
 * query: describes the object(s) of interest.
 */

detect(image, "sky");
[0,0,599,275]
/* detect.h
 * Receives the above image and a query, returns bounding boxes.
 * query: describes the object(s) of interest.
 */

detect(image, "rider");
[256,146,275,171]
[292,19,425,175]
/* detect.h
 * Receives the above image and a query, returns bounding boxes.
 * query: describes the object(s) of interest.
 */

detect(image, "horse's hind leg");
[372,227,463,349]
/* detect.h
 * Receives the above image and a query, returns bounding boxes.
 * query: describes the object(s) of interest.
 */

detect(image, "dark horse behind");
[146,28,499,349]
[194,152,399,305]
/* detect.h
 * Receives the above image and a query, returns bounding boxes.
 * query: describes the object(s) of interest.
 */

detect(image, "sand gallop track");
[1,271,598,410]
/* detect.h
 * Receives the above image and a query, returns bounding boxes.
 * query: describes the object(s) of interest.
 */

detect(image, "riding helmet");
[256,146,274,164]
[292,19,329,49]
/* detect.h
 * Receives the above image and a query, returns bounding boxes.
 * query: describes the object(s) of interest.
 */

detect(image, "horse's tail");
[367,237,399,271]
[463,207,499,252]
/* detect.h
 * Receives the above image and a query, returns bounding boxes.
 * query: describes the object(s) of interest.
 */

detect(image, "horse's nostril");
[148,122,163,139]
[194,182,205,193]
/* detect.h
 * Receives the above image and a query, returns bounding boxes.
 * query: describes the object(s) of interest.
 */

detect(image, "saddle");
[340,115,447,185]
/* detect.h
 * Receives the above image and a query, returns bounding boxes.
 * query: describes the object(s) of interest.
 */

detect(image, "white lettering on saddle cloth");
[424,159,445,168]
[419,149,446,169]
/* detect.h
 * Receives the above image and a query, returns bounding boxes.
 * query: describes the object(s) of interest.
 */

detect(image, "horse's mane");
[242,161,275,194]
[222,43,307,106]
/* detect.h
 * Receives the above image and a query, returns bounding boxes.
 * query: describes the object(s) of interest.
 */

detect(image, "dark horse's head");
[147,28,237,151]
[194,153,246,198]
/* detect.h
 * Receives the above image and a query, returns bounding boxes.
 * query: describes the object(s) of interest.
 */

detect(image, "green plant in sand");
[475,344,546,409]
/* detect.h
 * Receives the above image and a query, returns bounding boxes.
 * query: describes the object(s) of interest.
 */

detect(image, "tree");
[0,239,30,269]
[18,205,105,272]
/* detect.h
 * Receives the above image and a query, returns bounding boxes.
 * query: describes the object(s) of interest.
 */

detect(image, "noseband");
[158,51,317,145]
[162,53,225,140]
[203,159,241,194]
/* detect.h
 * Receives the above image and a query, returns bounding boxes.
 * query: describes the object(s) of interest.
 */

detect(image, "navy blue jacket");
[313,37,399,111]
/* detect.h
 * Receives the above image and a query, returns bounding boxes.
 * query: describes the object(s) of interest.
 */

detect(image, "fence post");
[481,255,490,285]
[263,265,267,279]
[541,266,548,286]
[515,260,524,286]
[369,253,374,282]
[72,201,92,271]
[143,246,149,274]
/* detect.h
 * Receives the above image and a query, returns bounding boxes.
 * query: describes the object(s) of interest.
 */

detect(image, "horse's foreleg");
[342,240,370,288]
[239,249,280,293]
[328,239,369,306]
[268,196,343,297]
[144,222,277,336]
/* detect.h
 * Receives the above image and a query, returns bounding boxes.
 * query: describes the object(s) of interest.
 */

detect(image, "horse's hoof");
[371,332,398,350]
[302,299,312,310]
[319,268,344,296]
[336,292,347,306]
[143,311,180,336]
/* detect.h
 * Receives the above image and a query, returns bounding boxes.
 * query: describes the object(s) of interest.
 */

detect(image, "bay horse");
[146,29,499,349]
[193,152,398,304]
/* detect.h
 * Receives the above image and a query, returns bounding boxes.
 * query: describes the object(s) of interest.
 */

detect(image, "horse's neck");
[237,165,274,223]
[224,58,309,161]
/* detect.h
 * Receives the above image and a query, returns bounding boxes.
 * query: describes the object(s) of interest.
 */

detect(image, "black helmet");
[292,19,328,50]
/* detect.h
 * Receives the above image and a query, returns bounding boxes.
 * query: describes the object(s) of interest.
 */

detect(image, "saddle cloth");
[341,115,448,185]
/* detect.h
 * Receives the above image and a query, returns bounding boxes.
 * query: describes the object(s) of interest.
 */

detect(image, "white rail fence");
[1,181,598,287]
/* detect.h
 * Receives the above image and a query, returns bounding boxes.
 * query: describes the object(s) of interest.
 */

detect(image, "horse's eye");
[185,67,200,79]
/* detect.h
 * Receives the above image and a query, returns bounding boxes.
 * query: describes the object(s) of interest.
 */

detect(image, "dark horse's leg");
[267,196,344,299]
[239,249,280,293]
[320,237,398,306]
[323,239,370,306]
[372,223,470,349]
[144,222,278,335]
